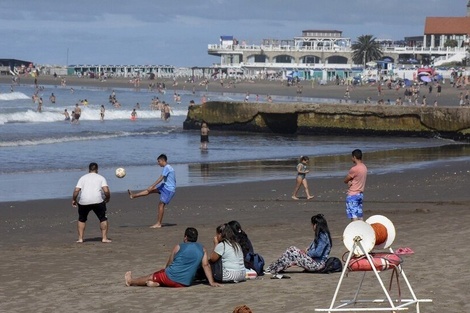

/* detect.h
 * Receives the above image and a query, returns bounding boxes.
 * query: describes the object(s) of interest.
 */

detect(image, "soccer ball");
[115,167,126,178]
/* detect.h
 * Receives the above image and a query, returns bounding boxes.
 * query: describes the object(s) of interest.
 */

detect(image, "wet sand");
[1,160,469,312]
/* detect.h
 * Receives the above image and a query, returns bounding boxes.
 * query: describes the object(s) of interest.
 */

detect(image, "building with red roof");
[423,1,470,48]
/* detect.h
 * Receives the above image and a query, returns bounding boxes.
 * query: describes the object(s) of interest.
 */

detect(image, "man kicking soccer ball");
[128,154,175,228]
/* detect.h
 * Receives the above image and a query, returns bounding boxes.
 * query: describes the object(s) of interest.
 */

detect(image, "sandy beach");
[1,158,469,312]
[1,74,470,312]
[1,74,468,107]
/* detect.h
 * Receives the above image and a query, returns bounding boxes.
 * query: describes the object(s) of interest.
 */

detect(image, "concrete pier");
[184,101,470,141]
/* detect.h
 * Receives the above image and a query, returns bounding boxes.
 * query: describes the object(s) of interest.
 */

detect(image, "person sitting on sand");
[209,224,246,283]
[128,154,175,228]
[265,214,331,274]
[292,156,314,200]
[227,220,254,267]
[125,227,220,288]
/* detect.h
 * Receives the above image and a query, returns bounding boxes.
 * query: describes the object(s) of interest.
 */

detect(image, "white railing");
[208,44,467,55]
[208,44,351,53]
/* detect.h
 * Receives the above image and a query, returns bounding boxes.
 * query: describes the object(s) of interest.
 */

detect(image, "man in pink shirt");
[343,149,367,220]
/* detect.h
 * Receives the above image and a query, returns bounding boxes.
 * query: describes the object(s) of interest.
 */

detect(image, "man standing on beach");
[128,154,175,228]
[72,162,111,243]
[343,149,367,221]
[125,227,220,288]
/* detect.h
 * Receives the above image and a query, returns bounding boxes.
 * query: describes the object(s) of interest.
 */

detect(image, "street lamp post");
[363,50,366,68]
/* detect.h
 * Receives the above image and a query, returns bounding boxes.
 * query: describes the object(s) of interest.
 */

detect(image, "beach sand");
[1,159,470,312]
[1,74,467,107]
[1,74,469,312]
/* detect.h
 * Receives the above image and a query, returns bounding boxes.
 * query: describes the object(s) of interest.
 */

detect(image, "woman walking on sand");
[292,156,314,200]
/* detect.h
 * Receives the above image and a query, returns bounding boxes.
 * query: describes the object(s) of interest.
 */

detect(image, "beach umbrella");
[420,76,431,83]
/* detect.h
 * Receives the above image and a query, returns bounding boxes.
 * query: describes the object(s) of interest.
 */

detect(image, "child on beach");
[292,156,314,200]
[200,122,209,150]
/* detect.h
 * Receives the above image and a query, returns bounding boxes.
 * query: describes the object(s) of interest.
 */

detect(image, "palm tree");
[351,35,383,66]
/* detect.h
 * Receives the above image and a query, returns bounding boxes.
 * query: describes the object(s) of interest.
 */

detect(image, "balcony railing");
[208,44,467,54]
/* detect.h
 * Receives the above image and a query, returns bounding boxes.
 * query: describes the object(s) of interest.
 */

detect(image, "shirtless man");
[62,109,70,121]
[200,122,209,150]
[164,103,172,121]
[37,97,43,113]
[74,103,82,123]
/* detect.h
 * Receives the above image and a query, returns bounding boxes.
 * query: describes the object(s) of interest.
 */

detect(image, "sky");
[1,0,467,67]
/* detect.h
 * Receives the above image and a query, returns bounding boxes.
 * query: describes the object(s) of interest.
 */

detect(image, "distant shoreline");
[0,74,466,107]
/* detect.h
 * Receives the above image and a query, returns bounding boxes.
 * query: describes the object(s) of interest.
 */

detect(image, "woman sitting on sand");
[228,221,256,262]
[209,223,246,283]
[265,214,332,274]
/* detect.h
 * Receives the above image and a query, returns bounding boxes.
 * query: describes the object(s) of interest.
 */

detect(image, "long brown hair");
[216,223,241,252]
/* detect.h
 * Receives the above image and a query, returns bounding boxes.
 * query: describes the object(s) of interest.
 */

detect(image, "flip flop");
[270,274,291,279]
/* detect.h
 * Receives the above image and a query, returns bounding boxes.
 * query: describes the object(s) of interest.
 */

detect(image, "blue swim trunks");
[157,184,175,204]
[345,193,363,219]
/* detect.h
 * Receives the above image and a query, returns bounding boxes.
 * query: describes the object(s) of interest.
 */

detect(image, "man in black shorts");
[72,162,111,243]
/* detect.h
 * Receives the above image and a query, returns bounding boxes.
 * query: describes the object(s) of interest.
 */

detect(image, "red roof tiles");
[424,17,470,35]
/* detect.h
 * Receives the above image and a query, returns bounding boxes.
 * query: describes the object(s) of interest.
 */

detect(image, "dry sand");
[1,74,467,107]
[1,160,470,312]
[1,74,469,312]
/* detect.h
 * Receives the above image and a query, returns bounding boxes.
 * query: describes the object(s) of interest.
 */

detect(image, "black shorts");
[78,202,107,223]
[200,135,209,142]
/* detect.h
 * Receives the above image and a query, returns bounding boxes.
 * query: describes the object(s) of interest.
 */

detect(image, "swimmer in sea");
[63,109,70,121]
[100,105,105,121]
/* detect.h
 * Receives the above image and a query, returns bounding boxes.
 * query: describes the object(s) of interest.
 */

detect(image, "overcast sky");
[1,0,467,67]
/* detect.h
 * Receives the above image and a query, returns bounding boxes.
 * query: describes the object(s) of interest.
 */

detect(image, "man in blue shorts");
[128,154,176,228]
[343,149,368,220]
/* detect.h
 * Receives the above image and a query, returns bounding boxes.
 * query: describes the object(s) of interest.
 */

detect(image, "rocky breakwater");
[184,101,470,141]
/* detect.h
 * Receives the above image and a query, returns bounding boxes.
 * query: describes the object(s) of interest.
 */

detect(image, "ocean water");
[0,82,468,202]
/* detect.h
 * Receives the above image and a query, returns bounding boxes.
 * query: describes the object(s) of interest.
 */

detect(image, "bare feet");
[102,239,112,243]
[76,239,83,243]
[150,224,162,228]
[125,271,132,286]
[146,281,160,287]
[127,189,133,199]
[292,196,299,200]
[307,196,314,200]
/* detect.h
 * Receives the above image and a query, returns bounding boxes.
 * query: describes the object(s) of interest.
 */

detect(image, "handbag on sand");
[211,257,223,282]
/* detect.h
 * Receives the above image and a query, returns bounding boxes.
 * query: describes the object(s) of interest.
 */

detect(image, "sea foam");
[0,106,188,124]
[0,92,30,101]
